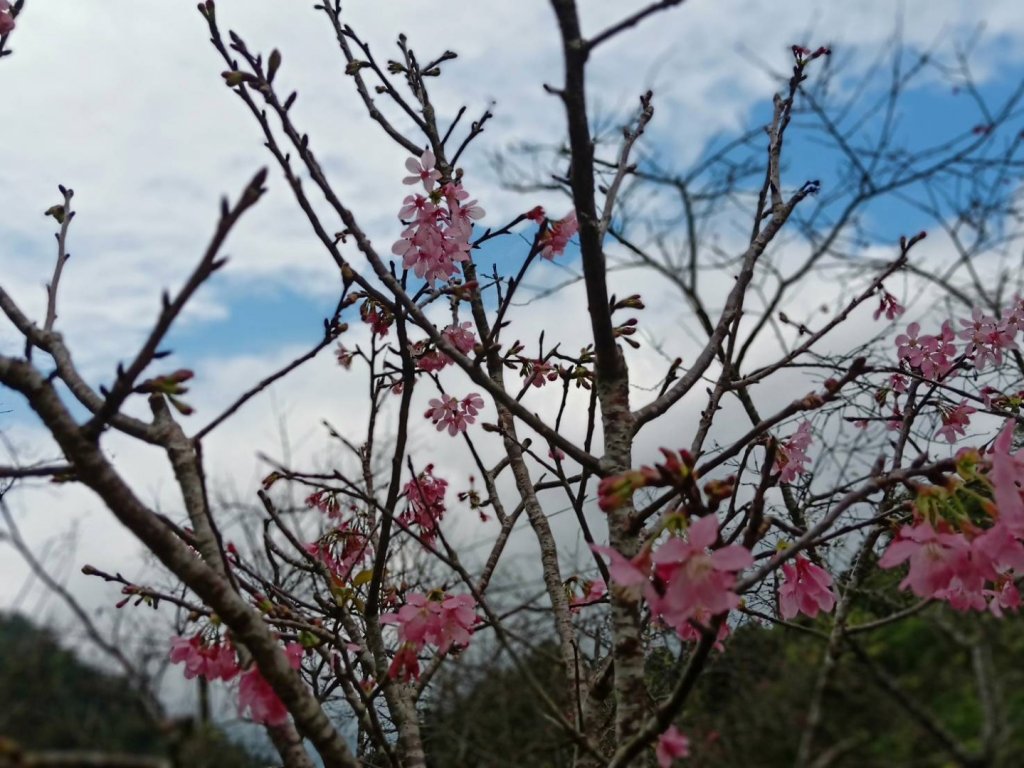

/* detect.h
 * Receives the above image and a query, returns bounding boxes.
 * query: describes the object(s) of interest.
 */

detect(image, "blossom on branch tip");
[878,521,973,600]
[676,608,732,651]
[388,643,420,682]
[592,515,752,637]
[306,523,373,583]
[988,419,1024,536]
[656,725,690,767]
[779,554,836,619]
[774,421,813,483]
[936,400,976,444]
[238,642,304,726]
[873,289,905,321]
[402,465,448,542]
[169,634,239,681]
[652,515,753,632]
[393,170,484,286]
[381,592,479,680]
[425,392,484,436]
[523,358,558,387]
[403,149,441,190]
[526,205,545,222]
[539,211,578,259]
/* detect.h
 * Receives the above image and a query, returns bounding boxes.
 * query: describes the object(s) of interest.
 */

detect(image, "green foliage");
[0,612,259,768]
[422,610,1024,767]
[421,643,575,768]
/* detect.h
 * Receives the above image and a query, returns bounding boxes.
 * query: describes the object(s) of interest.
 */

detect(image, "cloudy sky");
[2,0,1023,668]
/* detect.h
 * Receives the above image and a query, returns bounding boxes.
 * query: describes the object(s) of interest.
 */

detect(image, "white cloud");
[3,0,1024,687]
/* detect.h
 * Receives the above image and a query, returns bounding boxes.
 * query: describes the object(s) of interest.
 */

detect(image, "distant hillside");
[0,612,260,768]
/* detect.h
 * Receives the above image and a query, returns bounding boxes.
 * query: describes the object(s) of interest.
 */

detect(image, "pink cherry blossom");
[434,594,478,652]
[424,392,484,436]
[335,344,354,369]
[443,182,485,232]
[656,725,690,767]
[524,358,558,387]
[0,1,13,35]
[416,348,450,373]
[169,634,239,681]
[779,554,837,619]
[988,419,1024,536]
[393,175,483,287]
[958,307,1017,370]
[238,642,304,726]
[361,300,392,337]
[403,149,441,190]
[651,515,753,633]
[593,516,751,636]
[415,322,478,373]
[442,321,477,354]
[936,399,976,444]
[306,523,373,582]
[590,544,655,597]
[305,490,341,517]
[676,607,732,651]
[775,421,813,483]
[897,321,959,379]
[381,591,479,679]
[539,210,578,259]
[985,579,1021,617]
[972,522,1024,574]
[402,465,448,542]
[388,643,420,682]
[526,205,546,222]
[878,521,972,599]
[895,322,924,367]
[873,289,905,321]
[569,579,607,612]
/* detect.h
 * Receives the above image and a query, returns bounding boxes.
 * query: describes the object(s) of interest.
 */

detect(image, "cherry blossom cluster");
[238,643,304,726]
[876,297,1024,443]
[774,420,813,483]
[360,298,392,338]
[879,420,1024,615]
[778,554,836,619]
[424,392,484,436]
[401,464,448,542]
[381,592,479,681]
[523,357,559,388]
[873,288,905,321]
[305,522,374,583]
[936,400,976,444]
[539,210,579,260]
[305,489,342,518]
[895,321,959,380]
[656,726,691,767]
[593,514,753,638]
[392,150,484,285]
[895,298,1024,382]
[169,633,239,681]
[413,321,476,373]
[170,632,304,726]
